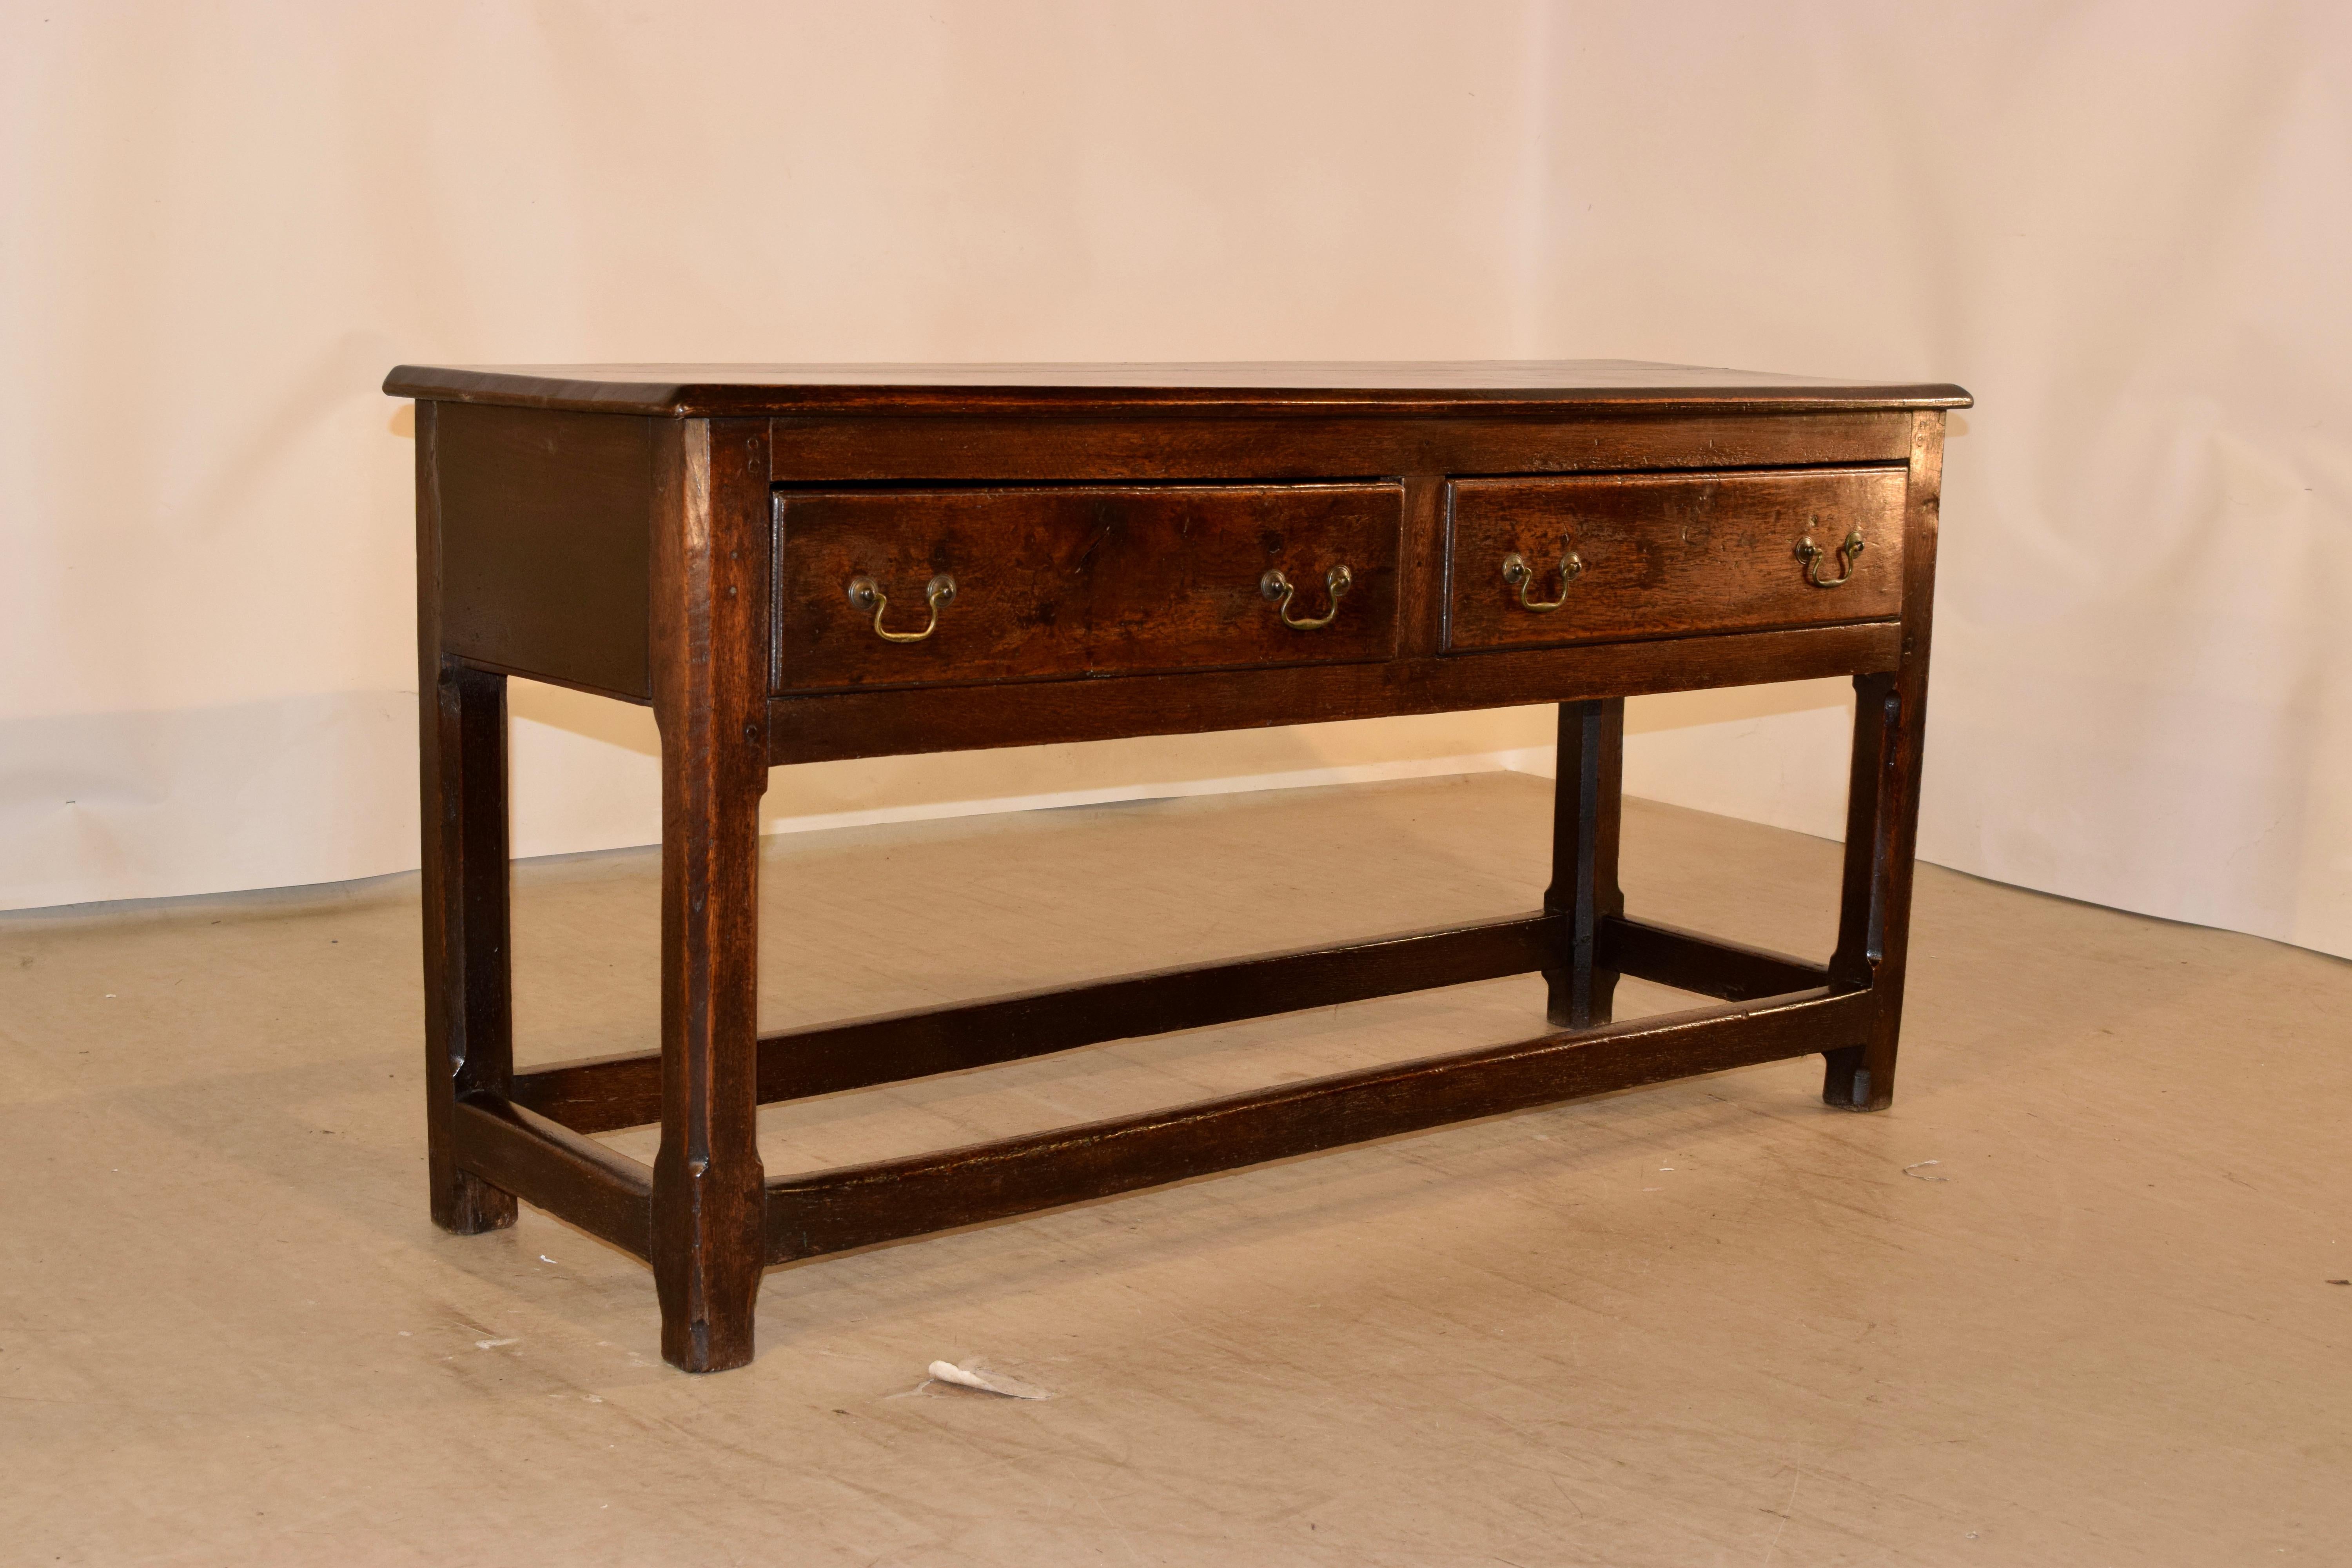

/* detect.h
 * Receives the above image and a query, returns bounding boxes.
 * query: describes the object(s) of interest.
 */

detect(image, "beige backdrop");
[5,2,2347,959]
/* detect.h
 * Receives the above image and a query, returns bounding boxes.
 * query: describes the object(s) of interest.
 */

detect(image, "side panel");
[434,402,656,700]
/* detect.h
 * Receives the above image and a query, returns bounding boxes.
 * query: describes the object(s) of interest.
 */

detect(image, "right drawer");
[1444,466,1906,651]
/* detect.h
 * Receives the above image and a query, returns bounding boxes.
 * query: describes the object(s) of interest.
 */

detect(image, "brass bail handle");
[1501,547,1583,613]
[846,572,957,642]
[1259,563,1352,630]
[1796,522,1866,588]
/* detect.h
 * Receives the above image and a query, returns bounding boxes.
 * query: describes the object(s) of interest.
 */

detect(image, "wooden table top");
[383,360,1973,418]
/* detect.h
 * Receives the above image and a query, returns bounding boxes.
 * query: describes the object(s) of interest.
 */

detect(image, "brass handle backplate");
[846,572,956,642]
[1796,526,1866,588]
[1501,549,1583,613]
[1259,564,1352,630]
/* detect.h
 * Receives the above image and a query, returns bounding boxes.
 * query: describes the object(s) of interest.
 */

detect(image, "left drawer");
[773,484,1403,692]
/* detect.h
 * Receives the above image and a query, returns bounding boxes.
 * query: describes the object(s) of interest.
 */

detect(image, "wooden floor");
[4,774,2347,1566]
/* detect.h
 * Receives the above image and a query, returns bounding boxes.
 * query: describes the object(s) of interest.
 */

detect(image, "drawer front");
[1445,466,1906,652]
[775,483,1402,692]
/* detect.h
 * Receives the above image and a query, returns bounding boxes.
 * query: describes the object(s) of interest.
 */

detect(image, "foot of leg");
[1821,1043,1895,1111]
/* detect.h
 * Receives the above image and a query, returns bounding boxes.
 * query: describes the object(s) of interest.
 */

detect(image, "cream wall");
[5,2,2348,959]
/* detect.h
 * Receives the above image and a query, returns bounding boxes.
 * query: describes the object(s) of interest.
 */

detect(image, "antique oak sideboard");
[384,362,1967,1373]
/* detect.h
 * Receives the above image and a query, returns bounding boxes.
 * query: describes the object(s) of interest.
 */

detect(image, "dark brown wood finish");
[1823,411,1945,1111]
[508,911,1843,1138]
[416,401,517,1236]
[764,622,1905,767]
[1445,467,1905,651]
[774,484,1402,691]
[1598,915,1832,1003]
[432,403,655,702]
[766,413,1923,486]
[515,913,1564,1134]
[766,987,1873,1264]
[397,361,1963,1374]
[1398,475,1450,659]
[1545,699,1626,1028]
[387,360,1973,419]
[646,418,773,1373]
[452,1094,652,1259]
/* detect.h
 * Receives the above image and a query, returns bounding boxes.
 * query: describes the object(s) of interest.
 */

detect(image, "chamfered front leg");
[649,418,773,1372]
[1544,698,1626,1029]
[1825,410,1943,1112]
[417,396,517,1235]
[1823,673,1918,1110]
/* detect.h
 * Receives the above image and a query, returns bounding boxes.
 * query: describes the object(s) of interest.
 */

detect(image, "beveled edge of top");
[382,361,1972,418]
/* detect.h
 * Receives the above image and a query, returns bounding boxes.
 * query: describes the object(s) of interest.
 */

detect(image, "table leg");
[648,419,771,1372]
[1544,698,1626,1029]
[419,658,518,1234]
[1824,667,1928,1110]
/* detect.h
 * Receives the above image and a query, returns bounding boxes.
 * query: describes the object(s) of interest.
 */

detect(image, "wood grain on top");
[383,361,1972,417]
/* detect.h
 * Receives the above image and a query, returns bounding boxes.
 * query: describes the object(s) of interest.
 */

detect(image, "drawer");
[1445,466,1906,652]
[774,483,1403,691]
